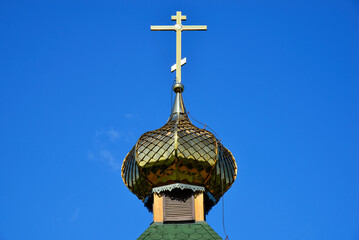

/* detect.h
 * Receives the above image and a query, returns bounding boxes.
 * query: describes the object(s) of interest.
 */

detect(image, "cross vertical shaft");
[176,11,182,84]
[151,11,207,84]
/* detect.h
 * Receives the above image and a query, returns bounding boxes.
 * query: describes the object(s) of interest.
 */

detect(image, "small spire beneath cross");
[151,11,207,86]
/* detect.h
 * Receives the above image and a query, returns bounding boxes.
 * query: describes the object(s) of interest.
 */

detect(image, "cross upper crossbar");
[151,11,207,84]
[171,13,186,21]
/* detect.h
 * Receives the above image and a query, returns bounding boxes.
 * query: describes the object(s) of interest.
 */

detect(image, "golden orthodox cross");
[151,11,207,84]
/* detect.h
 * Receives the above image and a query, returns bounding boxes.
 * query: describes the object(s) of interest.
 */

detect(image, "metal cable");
[188,113,221,140]
[188,113,230,240]
[220,143,230,240]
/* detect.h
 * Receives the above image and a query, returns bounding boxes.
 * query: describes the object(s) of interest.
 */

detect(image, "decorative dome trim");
[152,183,205,194]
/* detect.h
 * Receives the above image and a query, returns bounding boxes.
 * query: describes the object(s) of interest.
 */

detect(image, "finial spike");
[168,83,189,122]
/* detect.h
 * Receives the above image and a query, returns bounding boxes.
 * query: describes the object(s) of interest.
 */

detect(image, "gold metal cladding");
[121,146,153,200]
[121,113,237,202]
[151,11,207,85]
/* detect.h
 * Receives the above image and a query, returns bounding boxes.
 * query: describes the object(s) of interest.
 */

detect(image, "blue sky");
[1,0,358,239]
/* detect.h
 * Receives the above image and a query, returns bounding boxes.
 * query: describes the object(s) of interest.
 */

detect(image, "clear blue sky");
[1,1,358,239]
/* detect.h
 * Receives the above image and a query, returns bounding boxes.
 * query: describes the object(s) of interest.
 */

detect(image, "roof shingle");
[137,222,222,240]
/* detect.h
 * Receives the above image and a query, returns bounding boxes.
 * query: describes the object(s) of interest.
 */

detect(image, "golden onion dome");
[121,83,237,206]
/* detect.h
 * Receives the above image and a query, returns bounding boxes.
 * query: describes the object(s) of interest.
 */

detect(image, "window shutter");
[163,195,194,221]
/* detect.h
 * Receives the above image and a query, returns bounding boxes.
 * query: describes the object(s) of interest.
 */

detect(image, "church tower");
[121,11,237,239]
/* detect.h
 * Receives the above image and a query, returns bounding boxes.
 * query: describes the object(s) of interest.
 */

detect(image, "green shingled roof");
[137,221,222,240]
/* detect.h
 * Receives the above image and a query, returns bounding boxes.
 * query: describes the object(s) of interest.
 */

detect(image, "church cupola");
[121,11,237,239]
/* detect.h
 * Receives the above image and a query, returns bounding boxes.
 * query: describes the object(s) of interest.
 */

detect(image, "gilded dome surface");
[121,90,237,203]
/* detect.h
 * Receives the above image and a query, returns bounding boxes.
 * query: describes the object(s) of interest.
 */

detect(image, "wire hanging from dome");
[167,79,234,239]
[220,143,230,240]
[187,112,231,240]
[187,112,221,140]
